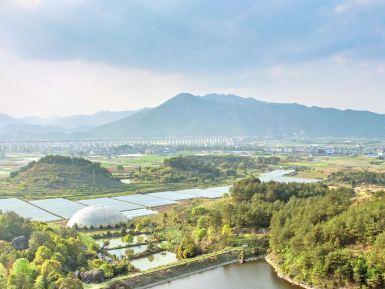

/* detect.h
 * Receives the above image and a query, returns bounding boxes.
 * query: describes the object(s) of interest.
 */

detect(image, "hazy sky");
[0,0,385,117]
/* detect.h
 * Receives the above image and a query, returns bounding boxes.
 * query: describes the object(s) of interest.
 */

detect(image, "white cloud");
[0,49,198,117]
[1,48,385,117]
[12,0,41,9]
[334,0,385,13]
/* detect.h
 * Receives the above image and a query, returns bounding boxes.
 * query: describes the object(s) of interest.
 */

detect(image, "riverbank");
[86,248,264,289]
[265,254,317,289]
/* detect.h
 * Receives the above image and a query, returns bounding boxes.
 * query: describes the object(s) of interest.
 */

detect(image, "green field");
[285,155,385,179]
[89,154,169,169]
[0,153,42,178]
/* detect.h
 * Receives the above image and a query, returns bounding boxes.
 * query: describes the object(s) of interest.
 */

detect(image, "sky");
[0,0,385,117]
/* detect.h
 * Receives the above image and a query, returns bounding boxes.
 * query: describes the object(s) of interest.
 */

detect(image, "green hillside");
[0,155,125,198]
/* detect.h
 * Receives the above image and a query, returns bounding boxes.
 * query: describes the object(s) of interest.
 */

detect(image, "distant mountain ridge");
[0,110,143,140]
[20,110,140,129]
[2,93,385,139]
[95,93,385,138]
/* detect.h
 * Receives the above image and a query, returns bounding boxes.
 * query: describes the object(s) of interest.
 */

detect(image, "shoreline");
[133,259,240,289]
[97,249,243,289]
[135,254,267,289]
[265,254,317,289]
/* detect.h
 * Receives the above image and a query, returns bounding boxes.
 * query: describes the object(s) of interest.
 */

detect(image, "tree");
[0,264,7,288]
[56,275,83,289]
[7,258,36,289]
[116,165,124,173]
[221,224,232,237]
[33,246,53,266]
[99,263,113,279]
[123,235,134,244]
[176,238,200,259]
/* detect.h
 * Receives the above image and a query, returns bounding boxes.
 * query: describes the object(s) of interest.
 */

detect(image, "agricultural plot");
[0,198,61,222]
[203,186,231,198]
[0,154,42,178]
[114,194,177,207]
[182,186,231,199]
[30,198,86,219]
[122,208,158,219]
[146,190,199,201]
[76,197,143,211]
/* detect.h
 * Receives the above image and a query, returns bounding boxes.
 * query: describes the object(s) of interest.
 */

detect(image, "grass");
[89,155,169,169]
[285,155,385,180]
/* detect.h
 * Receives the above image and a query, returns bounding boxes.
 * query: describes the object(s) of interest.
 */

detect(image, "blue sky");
[0,0,385,116]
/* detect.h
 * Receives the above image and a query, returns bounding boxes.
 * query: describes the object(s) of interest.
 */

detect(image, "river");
[149,260,300,289]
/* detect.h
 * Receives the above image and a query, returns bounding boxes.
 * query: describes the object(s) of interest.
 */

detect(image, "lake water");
[150,261,300,289]
[259,169,320,184]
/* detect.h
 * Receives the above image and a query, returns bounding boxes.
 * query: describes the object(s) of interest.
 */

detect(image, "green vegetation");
[3,151,385,289]
[134,155,274,185]
[270,190,385,288]
[0,212,141,289]
[330,170,385,186]
[0,155,126,198]
[0,212,94,289]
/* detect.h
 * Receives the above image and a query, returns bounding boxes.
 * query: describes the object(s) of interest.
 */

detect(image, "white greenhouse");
[67,205,127,229]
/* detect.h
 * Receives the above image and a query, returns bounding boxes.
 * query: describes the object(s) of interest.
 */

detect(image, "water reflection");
[151,261,300,289]
[130,252,178,271]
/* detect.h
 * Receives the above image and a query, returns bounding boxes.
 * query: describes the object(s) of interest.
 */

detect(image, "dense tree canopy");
[0,212,101,289]
[270,190,385,288]
[330,170,385,186]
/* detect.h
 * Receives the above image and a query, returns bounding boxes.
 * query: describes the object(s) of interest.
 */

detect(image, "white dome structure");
[67,205,127,229]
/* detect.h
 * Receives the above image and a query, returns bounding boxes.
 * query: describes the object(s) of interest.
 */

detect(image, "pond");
[130,252,178,271]
[259,169,320,184]
[108,244,149,259]
[96,234,148,249]
[150,260,300,289]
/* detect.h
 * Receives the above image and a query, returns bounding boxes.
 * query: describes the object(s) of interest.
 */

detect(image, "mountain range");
[1,93,385,139]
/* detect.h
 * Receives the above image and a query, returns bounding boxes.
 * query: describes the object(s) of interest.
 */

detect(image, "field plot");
[0,198,61,222]
[113,194,177,207]
[122,208,158,219]
[30,198,86,219]
[183,186,231,199]
[146,190,199,201]
[0,154,42,178]
[77,197,143,211]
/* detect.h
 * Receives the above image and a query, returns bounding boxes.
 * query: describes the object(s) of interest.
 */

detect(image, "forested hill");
[270,191,385,288]
[1,155,125,197]
[95,93,385,138]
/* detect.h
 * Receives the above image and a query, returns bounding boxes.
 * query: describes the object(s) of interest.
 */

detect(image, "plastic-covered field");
[179,186,231,199]
[113,194,177,207]
[122,208,158,219]
[146,190,199,201]
[0,198,62,222]
[30,198,86,219]
[76,197,143,211]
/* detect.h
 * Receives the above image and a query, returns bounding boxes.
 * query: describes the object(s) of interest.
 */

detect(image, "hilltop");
[0,155,125,198]
[96,93,385,138]
[3,93,385,139]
